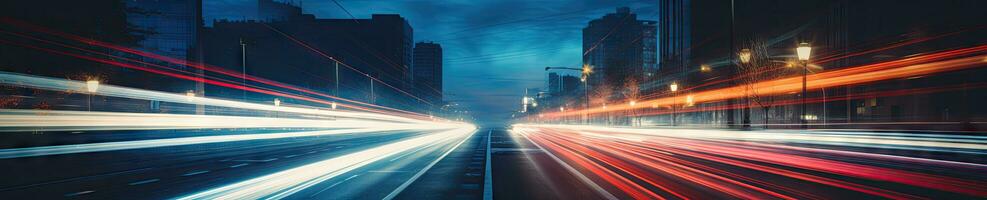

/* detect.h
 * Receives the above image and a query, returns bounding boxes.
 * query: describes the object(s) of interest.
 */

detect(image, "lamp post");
[239,38,247,102]
[670,82,678,126]
[185,90,195,102]
[629,100,637,126]
[796,42,812,129]
[86,80,99,111]
[559,106,565,124]
[738,48,752,128]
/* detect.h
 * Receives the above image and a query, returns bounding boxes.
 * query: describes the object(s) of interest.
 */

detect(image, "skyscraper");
[583,7,657,99]
[413,41,442,105]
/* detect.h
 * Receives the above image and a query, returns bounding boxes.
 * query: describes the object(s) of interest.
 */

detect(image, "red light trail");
[514,125,987,199]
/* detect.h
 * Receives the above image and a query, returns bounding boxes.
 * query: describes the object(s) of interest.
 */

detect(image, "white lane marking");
[381,129,478,200]
[128,179,160,186]
[229,163,249,168]
[483,129,493,200]
[307,151,318,154]
[284,154,299,158]
[310,174,360,197]
[64,190,94,197]
[227,158,277,162]
[366,170,407,173]
[519,132,619,200]
[182,170,210,176]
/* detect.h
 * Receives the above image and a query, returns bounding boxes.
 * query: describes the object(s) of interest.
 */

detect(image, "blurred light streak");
[0,72,441,124]
[0,109,448,132]
[630,82,987,118]
[514,124,987,198]
[0,127,405,159]
[543,45,987,119]
[176,126,475,199]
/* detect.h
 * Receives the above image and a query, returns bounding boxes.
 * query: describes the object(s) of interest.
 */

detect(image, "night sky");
[205,0,657,125]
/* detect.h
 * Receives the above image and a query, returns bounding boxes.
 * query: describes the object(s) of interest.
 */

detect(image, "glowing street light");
[86,79,100,111]
[331,101,337,110]
[739,49,752,64]
[560,107,565,112]
[670,82,679,126]
[86,80,100,93]
[797,42,812,61]
[629,100,636,107]
[796,42,812,129]
[185,90,196,102]
[700,64,711,72]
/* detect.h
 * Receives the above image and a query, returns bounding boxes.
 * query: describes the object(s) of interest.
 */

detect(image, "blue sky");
[204,0,657,125]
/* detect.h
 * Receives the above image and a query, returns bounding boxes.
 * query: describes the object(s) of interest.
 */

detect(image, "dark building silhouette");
[413,42,442,105]
[201,2,417,110]
[583,7,657,100]
[257,0,313,22]
[125,0,203,93]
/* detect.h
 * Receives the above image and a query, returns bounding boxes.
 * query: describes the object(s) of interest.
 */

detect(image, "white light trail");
[0,127,433,159]
[175,126,476,200]
[0,109,453,132]
[0,72,443,124]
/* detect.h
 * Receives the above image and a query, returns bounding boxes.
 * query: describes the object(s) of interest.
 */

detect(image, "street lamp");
[86,79,99,111]
[185,90,196,102]
[796,42,812,129]
[331,101,337,110]
[700,64,711,72]
[629,100,637,126]
[739,49,752,64]
[670,82,678,126]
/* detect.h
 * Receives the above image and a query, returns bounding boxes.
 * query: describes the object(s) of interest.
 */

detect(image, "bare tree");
[623,78,640,126]
[738,38,787,128]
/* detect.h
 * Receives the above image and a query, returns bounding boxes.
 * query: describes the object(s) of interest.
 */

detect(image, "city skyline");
[203,0,658,125]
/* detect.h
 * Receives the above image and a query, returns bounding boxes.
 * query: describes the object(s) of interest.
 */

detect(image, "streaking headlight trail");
[176,126,476,200]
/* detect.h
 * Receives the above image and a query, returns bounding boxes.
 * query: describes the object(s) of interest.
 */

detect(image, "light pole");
[333,57,339,109]
[86,79,99,111]
[273,98,281,118]
[670,82,678,126]
[240,38,247,102]
[629,100,637,126]
[796,42,812,129]
[559,106,565,124]
[367,73,375,105]
[739,48,752,128]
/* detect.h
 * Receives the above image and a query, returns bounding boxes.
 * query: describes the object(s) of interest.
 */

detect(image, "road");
[510,124,987,199]
[2,125,985,199]
[0,127,476,199]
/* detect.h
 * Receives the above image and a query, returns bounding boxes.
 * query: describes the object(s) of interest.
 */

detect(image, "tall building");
[202,2,416,110]
[413,41,442,105]
[583,7,657,99]
[125,0,203,92]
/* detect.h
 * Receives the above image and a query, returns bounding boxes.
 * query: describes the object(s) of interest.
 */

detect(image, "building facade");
[201,2,417,110]
[583,7,657,101]
[413,41,443,105]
